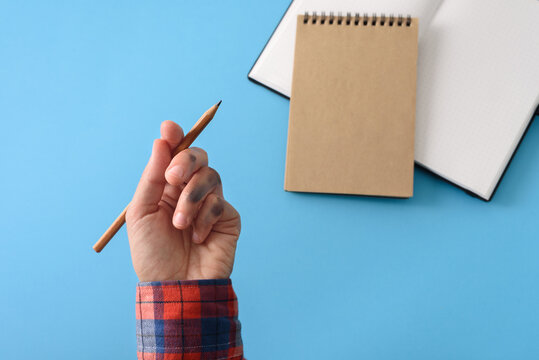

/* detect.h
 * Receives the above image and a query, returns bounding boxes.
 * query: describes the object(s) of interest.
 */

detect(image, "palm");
[127,203,240,282]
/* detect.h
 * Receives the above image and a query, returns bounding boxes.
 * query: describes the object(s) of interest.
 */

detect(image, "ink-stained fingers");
[192,195,241,244]
[165,147,208,186]
[160,120,184,151]
[172,166,222,230]
[130,139,171,215]
[160,147,206,211]
[192,194,228,244]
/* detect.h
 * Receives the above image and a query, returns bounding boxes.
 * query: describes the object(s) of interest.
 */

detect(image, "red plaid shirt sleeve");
[136,279,244,360]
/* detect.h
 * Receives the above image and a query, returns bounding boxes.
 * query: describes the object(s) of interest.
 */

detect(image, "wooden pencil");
[93,100,222,253]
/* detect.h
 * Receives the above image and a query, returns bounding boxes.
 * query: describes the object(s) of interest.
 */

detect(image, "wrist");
[137,273,231,282]
[135,266,232,282]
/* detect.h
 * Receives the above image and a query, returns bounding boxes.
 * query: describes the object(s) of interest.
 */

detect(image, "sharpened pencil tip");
[216,100,222,107]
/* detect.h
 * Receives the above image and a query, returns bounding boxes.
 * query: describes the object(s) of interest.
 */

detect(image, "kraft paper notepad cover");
[285,14,418,197]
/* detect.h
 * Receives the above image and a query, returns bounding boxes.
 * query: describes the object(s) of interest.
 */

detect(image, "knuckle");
[176,148,196,163]
[193,147,208,158]
[209,195,224,217]
[186,185,206,203]
[209,193,221,204]
[187,152,197,163]
[190,147,208,162]
[175,147,208,167]
[206,167,222,186]
[181,188,194,201]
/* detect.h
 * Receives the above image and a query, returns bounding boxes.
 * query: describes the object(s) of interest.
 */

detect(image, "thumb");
[130,139,172,217]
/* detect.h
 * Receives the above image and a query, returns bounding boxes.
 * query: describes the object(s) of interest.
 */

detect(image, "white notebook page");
[415,0,539,200]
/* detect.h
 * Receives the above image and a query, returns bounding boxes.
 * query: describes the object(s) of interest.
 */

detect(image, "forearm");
[136,279,243,360]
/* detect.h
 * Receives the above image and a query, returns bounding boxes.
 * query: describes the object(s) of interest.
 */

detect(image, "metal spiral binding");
[303,12,412,27]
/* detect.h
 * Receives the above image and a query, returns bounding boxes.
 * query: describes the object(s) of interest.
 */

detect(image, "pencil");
[93,100,222,253]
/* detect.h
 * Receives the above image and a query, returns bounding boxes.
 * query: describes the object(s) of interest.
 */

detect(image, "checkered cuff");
[136,279,243,360]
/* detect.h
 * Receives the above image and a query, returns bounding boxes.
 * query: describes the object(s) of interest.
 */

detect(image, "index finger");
[160,120,184,150]
[164,147,209,186]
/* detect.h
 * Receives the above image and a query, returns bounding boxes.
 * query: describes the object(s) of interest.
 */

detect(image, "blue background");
[1,1,538,359]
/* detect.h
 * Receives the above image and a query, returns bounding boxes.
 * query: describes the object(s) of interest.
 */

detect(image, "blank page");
[415,0,539,200]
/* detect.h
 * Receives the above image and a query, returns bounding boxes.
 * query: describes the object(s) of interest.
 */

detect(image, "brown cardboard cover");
[285,15,418,197]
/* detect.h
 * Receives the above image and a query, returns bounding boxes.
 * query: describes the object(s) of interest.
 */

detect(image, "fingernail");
[174,212,188,227]
[192,232,200,243]
[168,166,184,181]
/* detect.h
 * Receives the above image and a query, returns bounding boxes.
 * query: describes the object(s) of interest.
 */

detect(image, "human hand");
[126,120,241,282]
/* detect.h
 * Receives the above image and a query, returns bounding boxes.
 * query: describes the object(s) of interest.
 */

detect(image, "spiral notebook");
[285,13,418,197]
[251,0,539,200]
